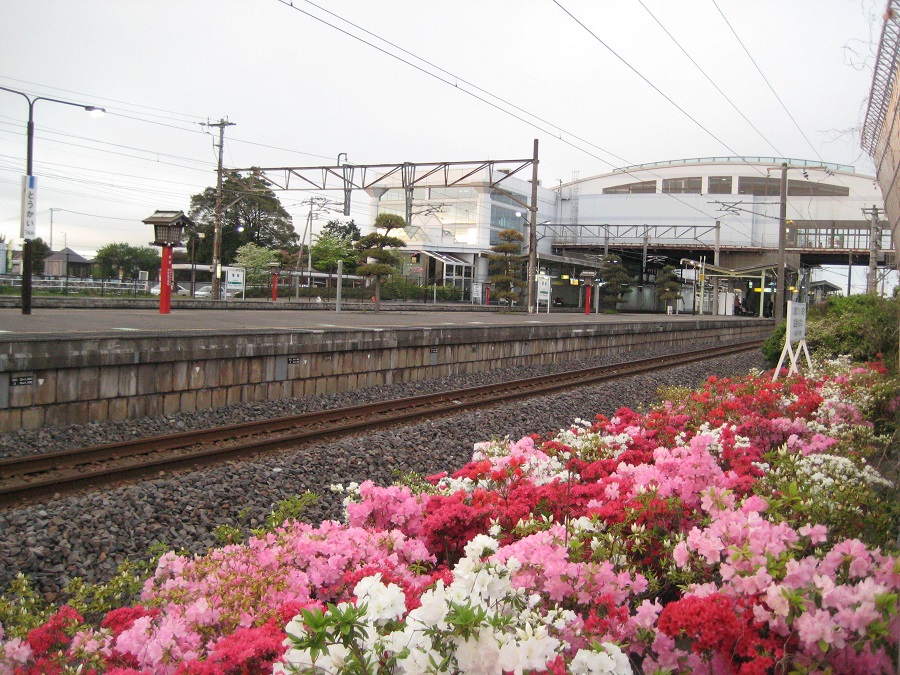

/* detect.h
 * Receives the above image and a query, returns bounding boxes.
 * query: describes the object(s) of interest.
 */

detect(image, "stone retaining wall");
[0,319,772,431]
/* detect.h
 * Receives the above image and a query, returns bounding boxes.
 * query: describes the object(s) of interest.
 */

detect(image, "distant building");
[43,248,92,278]
[809,279,843,304]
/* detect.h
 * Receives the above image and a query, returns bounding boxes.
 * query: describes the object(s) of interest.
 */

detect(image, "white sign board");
[223,266,245,295]
[773,300,812,380]
[536,274,552,313]
[20,176,37,240]
[537,274,551,301]
[788,302,807,342]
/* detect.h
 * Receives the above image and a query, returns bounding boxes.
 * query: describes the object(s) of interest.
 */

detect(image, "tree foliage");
[311,231,357,282]
[321,219,361,242]
[94,243,161,279]
[233,242,279,287]
[655,265,681,311]
[355,213,407,310]
[188,172,297,265]
[29,237,51,275]
[488,228,525,305]
[597,254,633,311]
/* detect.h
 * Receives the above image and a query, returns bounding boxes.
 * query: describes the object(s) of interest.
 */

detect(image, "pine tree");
[655,265,682,313]
[597,254,633,311]
[355,213,406,311]
[488,229,525,306]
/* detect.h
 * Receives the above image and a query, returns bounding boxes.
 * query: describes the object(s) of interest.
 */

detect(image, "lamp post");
[144,211,191,315]
[0,86,105,315]
[269,261,281,302]
[190,232,205,297]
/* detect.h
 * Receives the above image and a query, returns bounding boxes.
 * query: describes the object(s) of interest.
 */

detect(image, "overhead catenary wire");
[635,0,785,158]
[710,0,824,164]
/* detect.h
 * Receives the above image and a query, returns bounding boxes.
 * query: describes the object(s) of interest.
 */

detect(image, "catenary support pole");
[527,139,539,314]
[209,119,234,300]
[775,163,788,324]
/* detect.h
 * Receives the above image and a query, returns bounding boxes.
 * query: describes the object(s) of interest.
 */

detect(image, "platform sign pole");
[773,301,813,381]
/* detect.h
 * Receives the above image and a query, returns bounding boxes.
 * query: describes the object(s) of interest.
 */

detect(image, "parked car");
[194,285,226,299]
[150,283,190,297]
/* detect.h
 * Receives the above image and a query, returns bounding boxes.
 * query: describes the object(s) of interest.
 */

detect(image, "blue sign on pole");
[20,175,37,240]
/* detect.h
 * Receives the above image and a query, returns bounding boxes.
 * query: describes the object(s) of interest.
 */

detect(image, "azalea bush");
[1,356,899,674]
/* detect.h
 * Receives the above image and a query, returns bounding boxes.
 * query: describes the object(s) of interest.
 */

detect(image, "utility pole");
[49,208,59,251]
[527,138,539,314]
[775,162,788,324]
[207,118,235,299]
[862,205,881,295]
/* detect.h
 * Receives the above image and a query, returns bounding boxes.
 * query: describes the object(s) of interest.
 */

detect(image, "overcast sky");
[0,0,889,289]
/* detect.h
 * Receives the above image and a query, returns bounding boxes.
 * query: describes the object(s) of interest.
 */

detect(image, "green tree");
[188,172,297,265]
[597,254,633,311]
[488,229,525,306]
[29,237,51,275]
[321,219,361,242]
[311,231,356,284]
[355,213,406,311]
[94,243,161,280]
[233,242,278,289]
[655,265,681,313]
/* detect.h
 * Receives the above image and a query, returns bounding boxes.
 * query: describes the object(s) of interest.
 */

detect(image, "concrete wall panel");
[0,319,772,430]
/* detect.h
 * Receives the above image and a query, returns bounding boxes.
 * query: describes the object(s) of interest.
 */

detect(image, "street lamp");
[144,210,190,315]
[0,85,105,315]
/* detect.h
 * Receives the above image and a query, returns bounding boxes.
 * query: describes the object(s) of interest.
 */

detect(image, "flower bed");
[2,358,898,674]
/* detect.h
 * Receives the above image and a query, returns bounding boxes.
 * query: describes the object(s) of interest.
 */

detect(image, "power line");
[636,0,785,157]
[710,0,824,163]
[551,0,750,162]
[271,0,732,226]
[272,0,626,170]
[294,0,632,167]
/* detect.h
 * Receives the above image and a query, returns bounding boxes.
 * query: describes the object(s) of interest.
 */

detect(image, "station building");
[366,156,889,313]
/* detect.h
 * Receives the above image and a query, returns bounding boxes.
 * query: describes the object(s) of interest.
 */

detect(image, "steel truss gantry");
[227,157,537,223]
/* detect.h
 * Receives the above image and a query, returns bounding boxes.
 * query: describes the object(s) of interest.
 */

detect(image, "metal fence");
[0,275,151,296]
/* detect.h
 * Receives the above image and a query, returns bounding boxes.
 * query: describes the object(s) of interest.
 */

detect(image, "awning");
[414,250,471,266]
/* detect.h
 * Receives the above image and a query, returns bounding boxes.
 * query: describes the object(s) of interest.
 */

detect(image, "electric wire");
[635,0,785,157]
[551,0,753,167]
[272,0,735,227]
[710,0,824,163]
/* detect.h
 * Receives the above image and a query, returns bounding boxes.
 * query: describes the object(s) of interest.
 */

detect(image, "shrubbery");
[763,293,899,371]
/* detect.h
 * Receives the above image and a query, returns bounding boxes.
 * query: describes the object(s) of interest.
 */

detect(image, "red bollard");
[584,283,592,315]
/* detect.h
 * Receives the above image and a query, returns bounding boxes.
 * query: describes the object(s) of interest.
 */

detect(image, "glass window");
[787,180,849,197]
[737,177,780,196]
[429,187,477,199]
[707,176,733,194]
[603,180,657,194]
[379,188,427,201]
[490,190,529,207]
[662,177,701,194]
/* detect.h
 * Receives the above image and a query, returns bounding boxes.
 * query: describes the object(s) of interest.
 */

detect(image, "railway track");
[0,341,762,506]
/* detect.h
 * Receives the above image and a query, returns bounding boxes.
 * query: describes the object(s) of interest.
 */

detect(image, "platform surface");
[0,306,752,339]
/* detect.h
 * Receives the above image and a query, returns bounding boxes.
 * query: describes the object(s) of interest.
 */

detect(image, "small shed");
[43,247,92,278]
[809,279,842,304]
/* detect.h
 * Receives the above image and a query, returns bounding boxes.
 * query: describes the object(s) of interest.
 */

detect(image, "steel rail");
[0,341,761,506]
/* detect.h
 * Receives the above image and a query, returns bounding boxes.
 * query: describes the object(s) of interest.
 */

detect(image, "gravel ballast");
[0,345,768,599]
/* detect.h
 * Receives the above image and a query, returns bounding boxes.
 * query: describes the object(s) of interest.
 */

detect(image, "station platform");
[0,305,758,340]
[0,304,774,432]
